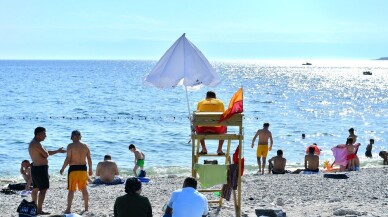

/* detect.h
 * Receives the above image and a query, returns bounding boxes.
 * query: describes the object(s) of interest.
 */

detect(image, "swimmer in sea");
[365,139,374,158]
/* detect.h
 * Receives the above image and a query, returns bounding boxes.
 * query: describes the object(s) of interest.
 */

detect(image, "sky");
[1,0,388,60]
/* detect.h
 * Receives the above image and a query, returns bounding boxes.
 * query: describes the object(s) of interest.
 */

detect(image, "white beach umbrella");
[145,33,221,116]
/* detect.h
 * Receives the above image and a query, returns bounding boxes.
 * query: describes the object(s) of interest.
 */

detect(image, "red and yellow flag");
[219,88,243,123]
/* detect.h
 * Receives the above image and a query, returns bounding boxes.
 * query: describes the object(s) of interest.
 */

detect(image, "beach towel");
[194,164,227,188]
[323,173,349,179]
[221,164,239,201]
[301,170,320,175]
[20,190,32,197]
[8,183,27,190]
[331,145,348,166]
[93,177,124,185]
[65,214,82,217]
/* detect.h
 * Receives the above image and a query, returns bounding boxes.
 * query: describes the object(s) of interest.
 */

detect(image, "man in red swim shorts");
[195,91,226,155]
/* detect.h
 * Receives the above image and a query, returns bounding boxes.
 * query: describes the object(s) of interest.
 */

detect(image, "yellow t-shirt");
[197,98,225,112]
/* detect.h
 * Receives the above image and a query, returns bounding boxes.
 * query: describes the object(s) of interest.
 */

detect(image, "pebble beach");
[1,167,388,216]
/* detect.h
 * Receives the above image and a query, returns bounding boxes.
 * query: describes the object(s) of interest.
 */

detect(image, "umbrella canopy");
[145,33,220,88]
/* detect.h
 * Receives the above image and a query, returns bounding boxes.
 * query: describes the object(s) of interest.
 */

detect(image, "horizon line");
[0,57,385,61]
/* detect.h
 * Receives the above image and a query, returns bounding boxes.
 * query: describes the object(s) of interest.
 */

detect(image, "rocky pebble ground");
[1,167,388,216]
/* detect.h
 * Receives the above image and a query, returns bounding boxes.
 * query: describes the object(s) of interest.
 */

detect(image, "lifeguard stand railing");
[191,111,243,217]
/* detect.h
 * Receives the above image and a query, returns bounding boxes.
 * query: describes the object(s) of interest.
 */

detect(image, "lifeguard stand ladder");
[191,112,243,217]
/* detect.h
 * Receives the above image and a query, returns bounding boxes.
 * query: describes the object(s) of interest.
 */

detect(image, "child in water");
[346,138,356,171]
[365,139,374,158]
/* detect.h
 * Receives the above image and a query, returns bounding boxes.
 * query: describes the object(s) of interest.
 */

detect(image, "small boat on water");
[363,71,372,75]
[302,62,312,65]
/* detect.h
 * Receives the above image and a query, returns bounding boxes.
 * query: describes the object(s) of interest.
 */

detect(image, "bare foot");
[64,209,71,214]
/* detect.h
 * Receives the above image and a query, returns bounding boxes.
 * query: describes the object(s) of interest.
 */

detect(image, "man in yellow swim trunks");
[251,123,273,175]
[60,130,93,214]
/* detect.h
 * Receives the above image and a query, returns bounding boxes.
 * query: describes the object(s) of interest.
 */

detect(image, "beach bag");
[138,170,146,177]
[16,199,37,217]
[232,146,245,176]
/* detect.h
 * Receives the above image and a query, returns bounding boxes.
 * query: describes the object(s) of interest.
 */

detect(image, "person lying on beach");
[129,144,145,177]
[379,151,388,165]
[29,126,66,215]
[365,139,374,158]
[94,154,123,185]
[164,177,208,217]
[268,149,286,174]
[60,130,93,214]
[114,177,152,217]
[195,91,226,155]
[305,147,319,172]
[20,160,32,190]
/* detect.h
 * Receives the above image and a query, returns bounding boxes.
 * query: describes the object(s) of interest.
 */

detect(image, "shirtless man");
[28,127,66,215]
[348,128,357,144]
[251,123,273,174]
[379,151,388,165]
[95,155,120,184]
[128,144,145,177]
[268,149,286,174]
[60,130,93,214]
[305,147,319,172]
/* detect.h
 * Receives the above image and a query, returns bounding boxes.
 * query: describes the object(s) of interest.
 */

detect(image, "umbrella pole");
[185,86,191,121]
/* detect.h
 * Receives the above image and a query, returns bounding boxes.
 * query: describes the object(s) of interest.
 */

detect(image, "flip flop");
[199,151,208,155]
[217,152,225,156]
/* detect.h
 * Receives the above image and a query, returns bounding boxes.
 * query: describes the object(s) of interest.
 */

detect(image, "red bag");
[233,146,245,176]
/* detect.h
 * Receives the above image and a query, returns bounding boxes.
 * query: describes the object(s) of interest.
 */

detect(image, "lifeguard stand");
[191,111,243,217]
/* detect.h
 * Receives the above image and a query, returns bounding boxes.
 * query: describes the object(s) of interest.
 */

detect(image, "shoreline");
[1,167,388,216]
[1,160,387,181]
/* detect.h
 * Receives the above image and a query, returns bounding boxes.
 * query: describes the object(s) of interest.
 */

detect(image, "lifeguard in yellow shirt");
[196,91,226,155]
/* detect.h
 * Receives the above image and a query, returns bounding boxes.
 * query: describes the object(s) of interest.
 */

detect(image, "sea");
[0,60,387,180]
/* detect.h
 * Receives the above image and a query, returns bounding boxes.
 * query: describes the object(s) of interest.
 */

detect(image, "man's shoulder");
[29,139,40,147]
[120,193,150,203]
[213,98,224,103]
[172,189,183,194]
[100,161,117,166]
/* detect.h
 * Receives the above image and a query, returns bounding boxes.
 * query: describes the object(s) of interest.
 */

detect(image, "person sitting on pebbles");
[20,160,32,190]
[379,151,388,165]
[268,149,286,174]
[94,155,123,185]
[304,147,320,172]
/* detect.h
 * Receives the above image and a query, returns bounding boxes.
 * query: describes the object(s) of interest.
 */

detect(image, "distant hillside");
[376,57,388,60]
